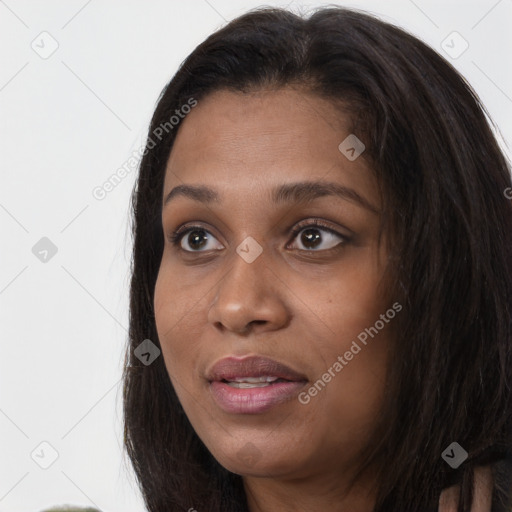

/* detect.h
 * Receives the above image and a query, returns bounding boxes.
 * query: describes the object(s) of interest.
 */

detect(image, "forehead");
[163,87,376,203]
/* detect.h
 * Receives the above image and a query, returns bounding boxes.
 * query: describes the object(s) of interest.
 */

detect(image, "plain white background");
[1,1,511,511]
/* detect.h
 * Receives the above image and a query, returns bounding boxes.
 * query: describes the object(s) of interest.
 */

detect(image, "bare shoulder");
[439,466,493,512]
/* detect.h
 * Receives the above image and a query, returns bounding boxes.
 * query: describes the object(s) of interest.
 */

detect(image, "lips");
[206,355,308,414]
[207,355,307,383]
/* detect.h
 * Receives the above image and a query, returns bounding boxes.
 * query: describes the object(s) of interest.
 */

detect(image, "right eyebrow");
[163,180,379,215]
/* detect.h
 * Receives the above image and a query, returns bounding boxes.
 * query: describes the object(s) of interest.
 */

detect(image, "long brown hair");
[123,6,512,511]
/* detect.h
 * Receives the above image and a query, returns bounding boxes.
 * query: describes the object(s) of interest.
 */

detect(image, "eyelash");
[167,219,348,252]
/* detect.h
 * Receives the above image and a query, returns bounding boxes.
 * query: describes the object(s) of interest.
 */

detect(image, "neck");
[243,467,378,512]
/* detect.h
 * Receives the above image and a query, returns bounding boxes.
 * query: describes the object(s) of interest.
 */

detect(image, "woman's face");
[154,87,394,485]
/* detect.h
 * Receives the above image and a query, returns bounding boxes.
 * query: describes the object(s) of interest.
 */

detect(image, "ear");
[438,465,493,512]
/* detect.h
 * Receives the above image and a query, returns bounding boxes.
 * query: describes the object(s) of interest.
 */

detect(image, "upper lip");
[207,355,307,382]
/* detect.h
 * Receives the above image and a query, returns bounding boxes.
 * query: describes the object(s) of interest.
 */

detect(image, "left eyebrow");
[271,180,379,214]
[163,180,379,214]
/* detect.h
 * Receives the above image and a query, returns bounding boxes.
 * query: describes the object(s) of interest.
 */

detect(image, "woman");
[123,6,512,511]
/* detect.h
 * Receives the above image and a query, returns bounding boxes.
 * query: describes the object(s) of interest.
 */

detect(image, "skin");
[438,466,493,512]
[153,88,493,511]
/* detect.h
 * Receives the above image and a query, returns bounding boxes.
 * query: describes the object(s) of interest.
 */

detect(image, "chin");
[208,439,306,477]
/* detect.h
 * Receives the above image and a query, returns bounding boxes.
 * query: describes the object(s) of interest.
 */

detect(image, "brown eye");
[168,226,224,252]
[288,223,347,251]
[183,229,209,251]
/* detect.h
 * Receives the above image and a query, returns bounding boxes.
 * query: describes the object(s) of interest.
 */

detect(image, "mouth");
[221,376,292,388]
[206,355,308,414]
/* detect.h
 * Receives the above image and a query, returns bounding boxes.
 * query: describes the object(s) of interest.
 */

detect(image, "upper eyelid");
[173,220,344,239]
[170,220,348,250]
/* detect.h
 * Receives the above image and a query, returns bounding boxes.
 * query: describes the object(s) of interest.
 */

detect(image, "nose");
[207,246,290,335]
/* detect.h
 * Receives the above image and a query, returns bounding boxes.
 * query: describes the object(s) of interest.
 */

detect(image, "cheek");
[153,266,224,446]
[295,251,388,341]
[303,260,392,421]
[153,265,204,378]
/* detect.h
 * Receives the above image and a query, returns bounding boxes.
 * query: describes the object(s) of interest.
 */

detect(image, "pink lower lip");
[209,380,307,414]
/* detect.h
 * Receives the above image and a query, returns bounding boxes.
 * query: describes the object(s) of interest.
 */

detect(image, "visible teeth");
[224,376,282,388]
[229,376,279,383]
[227,382,273,388]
